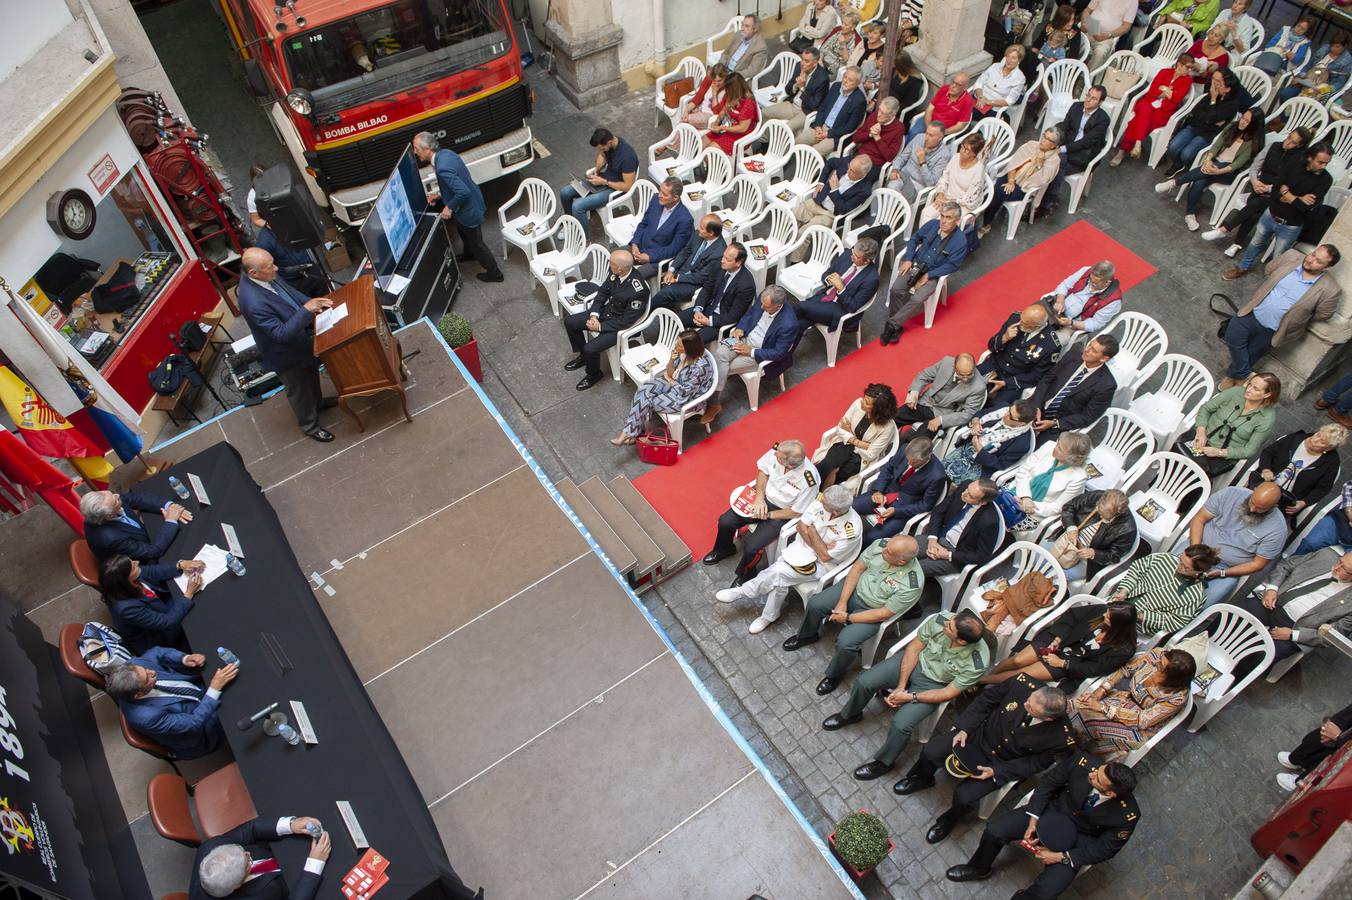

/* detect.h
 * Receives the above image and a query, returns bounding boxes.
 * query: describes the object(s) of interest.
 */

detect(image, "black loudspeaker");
[253,165,325,250]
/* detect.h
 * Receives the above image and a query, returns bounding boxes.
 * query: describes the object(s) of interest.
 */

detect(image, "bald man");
[897,353,988,435]
[1188,483,1289,606]
[650,214,727,312]
[979,304,1062,410]
[238,247,336,442]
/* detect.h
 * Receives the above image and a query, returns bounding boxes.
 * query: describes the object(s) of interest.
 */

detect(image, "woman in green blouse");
[1154,0,1221,36]
[1181,371,1280,475]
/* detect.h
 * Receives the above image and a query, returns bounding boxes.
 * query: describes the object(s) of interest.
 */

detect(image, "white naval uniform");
[755,448,822,513]
[727,500,864,622]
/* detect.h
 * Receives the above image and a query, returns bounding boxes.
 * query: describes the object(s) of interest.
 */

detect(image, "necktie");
[824,267,857,303]
[896,466,915,488]
[116,511,144,531]
[1083,790,1103,810]
[249,857,281,876]
[1283,575,1336,605]
[1045,366,1090,417]
[155,679,203,701]
[688,240,709,271]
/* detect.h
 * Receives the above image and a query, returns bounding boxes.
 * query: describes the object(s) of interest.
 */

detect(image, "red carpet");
[634,220,1158,551]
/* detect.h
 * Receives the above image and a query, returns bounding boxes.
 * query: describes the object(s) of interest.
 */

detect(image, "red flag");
[0,430,83,534]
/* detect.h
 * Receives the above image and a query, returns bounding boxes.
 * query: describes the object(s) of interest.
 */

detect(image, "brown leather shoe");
[1329,409,1352,428]
[1315,398,1331,410]
[699,403,723,426]
[1216,376,1240,391]
[1221,266,1249,281]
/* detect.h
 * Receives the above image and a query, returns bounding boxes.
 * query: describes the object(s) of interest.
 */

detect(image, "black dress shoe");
[702,548,735,566]
[815,676,838,695]
[731,571,753,588]
[782,634,819,652]
[946,864,992,883]
[476,270,505,283]
[306,428,335,443]
[822,713,862,731]
[564,355,586,371]
[893,774,935,796]
[926,819,957,844]
[853,760,893,781]
[575,372,604,391]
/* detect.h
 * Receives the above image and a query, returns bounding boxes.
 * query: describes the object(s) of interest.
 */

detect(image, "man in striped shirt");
[1109,545,1221,635]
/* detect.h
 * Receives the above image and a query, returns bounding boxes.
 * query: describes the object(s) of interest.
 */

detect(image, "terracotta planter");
[452,338,482,382]
[828,825,896,881]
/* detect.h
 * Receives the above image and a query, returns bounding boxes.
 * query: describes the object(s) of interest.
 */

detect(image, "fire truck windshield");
[282,0,509,95]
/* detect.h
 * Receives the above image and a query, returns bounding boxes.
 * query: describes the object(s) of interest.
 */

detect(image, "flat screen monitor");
[359,147,428,286]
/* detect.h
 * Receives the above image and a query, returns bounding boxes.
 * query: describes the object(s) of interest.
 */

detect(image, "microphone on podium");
[237,701,280,731]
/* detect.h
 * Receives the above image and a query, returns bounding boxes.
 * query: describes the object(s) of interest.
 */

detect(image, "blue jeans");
[1166,127,1209,173]
[1223,312,1275,379]
[1174,167,1236,214]
[1204,574,1238,607]
[1239,209,1303,272]
[1321,373,1352,414]
[983,183,1026,226]
[1295,510,1352,555]
[560,184,616,233]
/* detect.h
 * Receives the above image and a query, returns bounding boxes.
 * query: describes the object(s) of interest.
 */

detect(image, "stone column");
[1263,204,1352,396]
[543,0,627,109]
[909,0,992,86]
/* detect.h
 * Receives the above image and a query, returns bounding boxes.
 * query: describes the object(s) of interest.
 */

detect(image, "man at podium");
[239,247,337,442]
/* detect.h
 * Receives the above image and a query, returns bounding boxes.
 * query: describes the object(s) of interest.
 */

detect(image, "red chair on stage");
[148,763,257,848]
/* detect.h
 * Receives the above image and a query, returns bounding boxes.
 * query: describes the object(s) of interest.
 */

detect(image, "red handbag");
[637,426,679,466]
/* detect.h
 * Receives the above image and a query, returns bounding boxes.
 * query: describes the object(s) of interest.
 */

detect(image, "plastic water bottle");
[225,553,246,576]
[277,721,302,746]
[217,646,240,667]
[168,476,191,500]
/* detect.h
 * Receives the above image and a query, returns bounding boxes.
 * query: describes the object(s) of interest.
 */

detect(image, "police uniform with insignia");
[896,673,1076,843]
[980,311,1062,408]
[707,447,822,577]
[563,266,650,386]
[719,498,863,631]
[952,751,1140,899]
[789,539,924,685]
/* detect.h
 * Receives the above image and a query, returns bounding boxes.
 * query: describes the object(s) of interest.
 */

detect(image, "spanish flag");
[0,366,114,488]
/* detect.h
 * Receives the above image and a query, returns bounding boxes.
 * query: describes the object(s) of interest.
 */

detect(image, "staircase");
[556,475,692,592]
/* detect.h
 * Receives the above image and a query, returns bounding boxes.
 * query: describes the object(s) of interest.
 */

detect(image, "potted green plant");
[828,809,895,880]
[437,312,481,382]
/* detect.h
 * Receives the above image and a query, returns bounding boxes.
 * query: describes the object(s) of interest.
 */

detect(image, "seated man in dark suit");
[253,226,327,298]
[80,489,191,563]
[920,479,1001,581]
[679,242,757,343]
[701,286,799,426]
[1042,85,1110,215]
[238,247,335,442]
[190,816,330,900]
[795,66,868,154]
[789,155,875,243]
[853,435,946,544]
[629,177,694,279]
[564,249,650,391]
[979,304,1061,409]
[104,646,239,760]
[1028,334,1119,444]
[792,238,881,340]
[650,214,726,311]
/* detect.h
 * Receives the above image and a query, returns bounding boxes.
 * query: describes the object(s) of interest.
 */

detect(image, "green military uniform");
[838,612,994,767]
[794,540,924,679]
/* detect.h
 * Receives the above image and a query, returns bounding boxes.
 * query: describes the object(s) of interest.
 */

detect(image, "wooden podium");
[313,274,411,432]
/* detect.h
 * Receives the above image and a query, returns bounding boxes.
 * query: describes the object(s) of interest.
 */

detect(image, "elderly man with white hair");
[716,484,864,633]
[789,154,874,254]
[81,489,191,563]
[188,815,330,899]
[796,66,868,155]
[1046,260,1124,342]
[705,439,821,582]
[563,248,650,391]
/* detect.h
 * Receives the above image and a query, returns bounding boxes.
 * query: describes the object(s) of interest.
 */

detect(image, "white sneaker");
[715,589,740,603]
[748,615,775,634]
[1277,772,1300,792]
[1200,228,1225,242]
[1277,752,1300,771]
[1224,244,1241,258]
[1154,180,1176,194]
[1185,214,1200,231]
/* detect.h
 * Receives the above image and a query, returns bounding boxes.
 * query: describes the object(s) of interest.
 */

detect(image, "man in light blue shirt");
[1222,244,1340,385]
[797,67,866,155]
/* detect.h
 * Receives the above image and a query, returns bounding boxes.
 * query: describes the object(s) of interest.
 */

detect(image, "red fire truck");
[217,0,534,225]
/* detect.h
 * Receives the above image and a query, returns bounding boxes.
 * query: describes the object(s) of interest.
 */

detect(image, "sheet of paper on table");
[174,544,231,593]
[316,303,349,334]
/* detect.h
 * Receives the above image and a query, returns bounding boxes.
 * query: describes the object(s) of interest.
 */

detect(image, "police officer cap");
[1037,812,1077,852]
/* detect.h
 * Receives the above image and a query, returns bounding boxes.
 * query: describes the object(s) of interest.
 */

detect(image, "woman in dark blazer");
[1049,489,1138,583]
[1246,424,1346,522]
[98,554,204,654]
[982,601,1138,688]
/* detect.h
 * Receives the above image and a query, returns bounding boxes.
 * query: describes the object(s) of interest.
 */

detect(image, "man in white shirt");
[1239,547,1352,666]
[716,485,863,633]
[1081,0,1138,69]
[705,439,822,582]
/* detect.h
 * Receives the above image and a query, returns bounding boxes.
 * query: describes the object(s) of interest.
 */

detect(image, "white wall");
[1,0,74,79]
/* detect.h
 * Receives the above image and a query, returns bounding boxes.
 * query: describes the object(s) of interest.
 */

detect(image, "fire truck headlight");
[286,89,314,116]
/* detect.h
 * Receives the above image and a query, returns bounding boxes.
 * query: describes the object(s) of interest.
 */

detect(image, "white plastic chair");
[1128,353,1214,448]
[554,243,610,317]
[1133,23,1193,74]
[1168,603,1274,732]
[1075,666,1195,766]
[1233,65,1273,113]
[1317,119,1352,187]
[994,179,1051,241]
[974,117,1017,173]
[842,187,911,254]
[704,16,743,67]
[779,225,842,301]
[496,177,558,261]
[1235,18,1265,64]
[659,349,719,455]
[707,173,767,238]
[811,267,881,368]
[1120,450,1211,551]
[602,179,658,248]
[602,295,650,382]
[1065,127,1118,214]
[528,216,587,312]
[1102,311,1169,406]
[765,144,826,208]
[656,57,706,128]
[1004,62,1041,136]
[735,119,796,187]
[737,360,787,412]
[733,200,797,292]
[682,147,733,218]
[956,542,1069,651]
[617,308,685,386]
[1034,59,1092,134]
[1090,51,1149,131]
[1145,91,1202,169]
[753,51,800,108]
[649,123,704,184]
[1083,409,1156,491]
[1273,96,1330,144]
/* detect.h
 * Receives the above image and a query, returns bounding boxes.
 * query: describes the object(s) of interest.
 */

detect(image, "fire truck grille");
[313,84,529,190]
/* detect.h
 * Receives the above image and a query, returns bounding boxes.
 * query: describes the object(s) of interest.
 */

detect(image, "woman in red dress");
[704,72,760,155]
[1110,53,1196,167]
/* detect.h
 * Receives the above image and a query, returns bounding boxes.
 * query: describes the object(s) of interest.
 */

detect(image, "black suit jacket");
[1029,356,1116,433]
[950,673,1076,782]
[188,818,321,900]
[1247,430,1341,510]
[868,453,946,520]
[812,157,874,220]
[694,266,756,329]
[806,250,880,314]
[667,233,727,286]
[1028,752,1140,869]
[1058,102,1110,171]
[787,62,831,114]
[85,491,179,562]
[925,487,1001,568]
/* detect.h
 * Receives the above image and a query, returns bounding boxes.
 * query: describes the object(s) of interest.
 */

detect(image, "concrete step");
[578,476,664,583]
[605,476,692,585]
[556,478,637,576]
